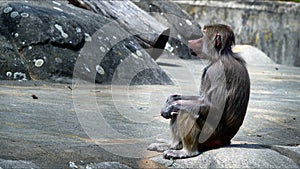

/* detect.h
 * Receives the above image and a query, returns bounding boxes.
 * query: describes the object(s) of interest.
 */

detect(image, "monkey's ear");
[215,33,222,49]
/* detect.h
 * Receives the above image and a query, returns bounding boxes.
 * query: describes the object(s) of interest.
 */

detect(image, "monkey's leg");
[147,115,182,152]
[169,114,183,150]
[164,113,201,159]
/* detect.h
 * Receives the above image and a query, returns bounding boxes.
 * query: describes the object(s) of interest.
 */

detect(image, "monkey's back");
[220,55,250,142]
[201,54,250,144]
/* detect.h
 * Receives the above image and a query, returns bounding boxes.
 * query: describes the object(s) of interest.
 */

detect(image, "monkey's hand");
[161,102,181,119]
[166,94,181,104]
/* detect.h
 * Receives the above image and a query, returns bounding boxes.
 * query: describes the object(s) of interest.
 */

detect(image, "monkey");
[147,24,250,159]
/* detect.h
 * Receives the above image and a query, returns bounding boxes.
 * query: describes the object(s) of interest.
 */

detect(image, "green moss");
[278,0,300,2]
[264,32,273,41]
[255,32,260,45]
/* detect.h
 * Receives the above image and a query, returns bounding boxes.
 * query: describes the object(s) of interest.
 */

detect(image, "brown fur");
[148,24,250,159]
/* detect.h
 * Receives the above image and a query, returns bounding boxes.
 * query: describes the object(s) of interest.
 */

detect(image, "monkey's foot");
[170,141,183,150]
[147,143,170,152]
[163,149,200,159]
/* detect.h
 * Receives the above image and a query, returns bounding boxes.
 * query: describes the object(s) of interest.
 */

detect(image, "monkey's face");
[188,25,217,59]
[188,38,201,57]
[188,36,210,59]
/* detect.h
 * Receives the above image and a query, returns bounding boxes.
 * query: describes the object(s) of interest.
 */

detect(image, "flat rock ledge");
[150,144,300,168]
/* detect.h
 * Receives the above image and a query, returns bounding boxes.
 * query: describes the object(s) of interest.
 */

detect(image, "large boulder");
[68,0,171,61]
[233,45,275,65]
[0,1,172,85]
[133,0,203,59]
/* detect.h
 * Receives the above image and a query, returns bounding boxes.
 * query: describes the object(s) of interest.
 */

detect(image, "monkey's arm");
[167,94,201,102]
[161,94,204,119]
[162,61,227,119]
[161,98,210,119]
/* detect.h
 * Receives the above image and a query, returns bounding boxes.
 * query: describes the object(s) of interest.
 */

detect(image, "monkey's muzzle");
[189,48,197,56]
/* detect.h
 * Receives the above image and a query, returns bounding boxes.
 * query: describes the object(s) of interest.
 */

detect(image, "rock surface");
[151,144,300,168]
[0,159,40,169]
[133,0,202,59]
[0,47,299,168]
[0,1,172,85]
[68,0,170,60]
[68,161,132,169]
[233,45,275,65]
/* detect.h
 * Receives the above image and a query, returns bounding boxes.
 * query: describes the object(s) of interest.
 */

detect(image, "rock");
[0,1,101,82]
[69,161,132,169]
[0,34,29,81]
[233,45,275,65]
[73,22,173,85]
[68,0,170,60]
[133,0,202,59]
[0,1,173,85]
[150,145,300,168]
[0,159,40,169]
[86,162,131,169]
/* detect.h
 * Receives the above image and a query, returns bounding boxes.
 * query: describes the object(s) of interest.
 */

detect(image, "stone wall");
[175,0,300,66]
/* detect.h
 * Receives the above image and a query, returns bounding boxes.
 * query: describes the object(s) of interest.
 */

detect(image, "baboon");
[148,24,250,159]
